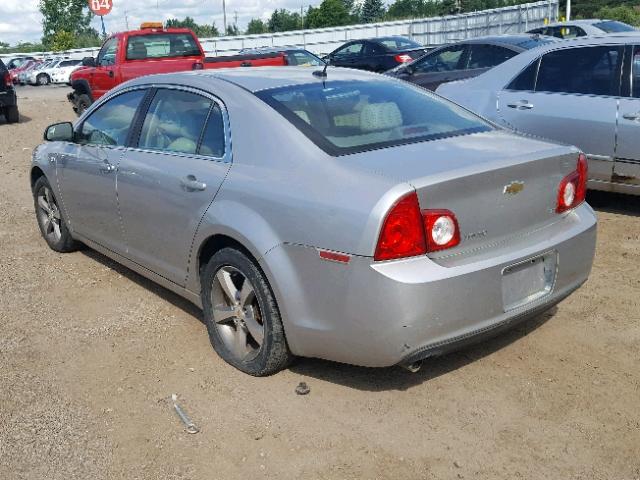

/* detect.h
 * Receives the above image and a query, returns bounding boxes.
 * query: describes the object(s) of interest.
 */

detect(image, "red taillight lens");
[556,153,588,213]
[4,72,11,88]
[374,192,426,261]
[395,54,413,63]
[374,193,461,260]
[423,210,460,252]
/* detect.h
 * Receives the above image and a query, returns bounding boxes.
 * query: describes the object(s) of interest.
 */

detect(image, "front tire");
[33,177,78,253]
[37,73,50,86]
[75,93,92,116]
[201,248,292,376]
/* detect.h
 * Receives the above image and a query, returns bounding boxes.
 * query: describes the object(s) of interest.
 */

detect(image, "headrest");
[360,102,402,132]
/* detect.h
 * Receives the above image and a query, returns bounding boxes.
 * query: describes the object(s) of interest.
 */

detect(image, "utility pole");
[222,0,227,34]
[124,10,130,30]
[234,10,238,28]
[566,0,571,21]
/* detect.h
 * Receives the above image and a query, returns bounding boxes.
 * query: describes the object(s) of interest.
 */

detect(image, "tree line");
[2,0,640,54]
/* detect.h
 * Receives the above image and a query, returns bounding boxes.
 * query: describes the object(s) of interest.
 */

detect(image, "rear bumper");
[262,203,597,367]
[0,90,17,108]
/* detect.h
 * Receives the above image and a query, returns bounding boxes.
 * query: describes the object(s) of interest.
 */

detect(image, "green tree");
[268,9,303,32]
[226,24,240,36]
[360,0,386,23]
[39,0,94,49]
[305,0,351,28]
[51,30,75,51]
[246,18,267,34]
[165,17,219,37]
[594,5,640,26]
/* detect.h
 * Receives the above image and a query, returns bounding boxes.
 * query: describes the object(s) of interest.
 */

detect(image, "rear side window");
[379,38,422,51]
[199,105,226,157]
[59,60,80,67]
[126,33,201,60]
[467,44,517,69]
[138,89,215,156]
[507,59,539,91]
[334,42,364,58]
[536,46,623,96]
[78,89,146,147]
[257,80,491,155]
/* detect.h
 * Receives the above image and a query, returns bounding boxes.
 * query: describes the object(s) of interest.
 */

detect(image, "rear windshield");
[256,80,491,155]
[594,20,635,33]
[379,38,422,51]
[127,33,201,60]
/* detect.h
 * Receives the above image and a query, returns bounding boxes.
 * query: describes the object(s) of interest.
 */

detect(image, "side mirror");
[322,55,332,65]
[404,64,415,75]
[44,122,74,142]
[81,56,96,67]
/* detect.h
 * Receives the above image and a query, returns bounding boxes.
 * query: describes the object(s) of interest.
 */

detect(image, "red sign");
[88,0,113,16]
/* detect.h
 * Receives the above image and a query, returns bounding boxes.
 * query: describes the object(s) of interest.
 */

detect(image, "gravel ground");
[1,85,639,480]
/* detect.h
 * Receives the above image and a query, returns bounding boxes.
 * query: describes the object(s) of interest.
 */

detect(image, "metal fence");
[1,0,558,61]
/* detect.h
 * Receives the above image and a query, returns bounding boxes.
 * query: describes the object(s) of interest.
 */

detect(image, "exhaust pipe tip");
[401,360,423,373]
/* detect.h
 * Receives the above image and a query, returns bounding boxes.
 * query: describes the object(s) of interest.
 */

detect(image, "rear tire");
[33,176,78,253]
[4,105,19,123]
[37,73,50,86]
[75,93,91,116]
[201,248,293,376]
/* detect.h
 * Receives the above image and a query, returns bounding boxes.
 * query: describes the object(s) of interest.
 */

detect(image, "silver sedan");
[31,67,596,375]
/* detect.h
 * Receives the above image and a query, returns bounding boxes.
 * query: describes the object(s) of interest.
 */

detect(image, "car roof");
[126,66,388,93]
[459,33,558,50]
[542,19,605,27]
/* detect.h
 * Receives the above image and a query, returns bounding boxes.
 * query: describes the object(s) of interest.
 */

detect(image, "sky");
[0,0,315,46]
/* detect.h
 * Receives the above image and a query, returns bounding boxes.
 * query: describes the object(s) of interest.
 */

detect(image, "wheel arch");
[70,79,93,100]
[30,166,46,192]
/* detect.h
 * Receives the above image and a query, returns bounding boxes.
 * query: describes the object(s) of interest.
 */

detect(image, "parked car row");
[5,56,82,86]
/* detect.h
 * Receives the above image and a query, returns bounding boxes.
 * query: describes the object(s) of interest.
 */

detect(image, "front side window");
[414,46,466,73]
[257,80,491,155]
[78,89,146,147]
[138,89,214,155]
[334,42,364,58]
[126,33,201,60]
[536,46,623,96]
[467,44,517,69]
[97,37,118,66]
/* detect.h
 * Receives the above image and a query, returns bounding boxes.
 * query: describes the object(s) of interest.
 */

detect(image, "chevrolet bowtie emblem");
[503,181,525,195]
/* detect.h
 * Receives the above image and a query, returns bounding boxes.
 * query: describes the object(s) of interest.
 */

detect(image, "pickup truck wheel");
[201,248,293,376]
[4,105,19,124]
[37,73,50,86]
[75,94,91,116]
[33,177,78,253]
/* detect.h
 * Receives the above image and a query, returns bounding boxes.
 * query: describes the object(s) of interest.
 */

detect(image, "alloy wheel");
[37,186,62,243]
[210,266,265,362]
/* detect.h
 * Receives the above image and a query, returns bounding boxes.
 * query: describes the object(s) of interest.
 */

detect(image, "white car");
[50,59,82,84]
[27,58,77,86]
[527,19,636,39]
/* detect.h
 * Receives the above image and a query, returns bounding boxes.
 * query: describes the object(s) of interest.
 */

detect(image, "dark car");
[0,59,19,123]
[324,36,428,72]
[387,34,556,90]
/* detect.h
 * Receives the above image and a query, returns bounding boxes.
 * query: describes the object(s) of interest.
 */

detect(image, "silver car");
[527,19,636,39]
[31,67,596,375]
[437,33,640,196]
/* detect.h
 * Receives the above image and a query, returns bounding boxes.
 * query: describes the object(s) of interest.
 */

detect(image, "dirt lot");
[0,85,639,480]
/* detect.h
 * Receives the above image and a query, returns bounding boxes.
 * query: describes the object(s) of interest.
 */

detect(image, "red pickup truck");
[68,23,324,115]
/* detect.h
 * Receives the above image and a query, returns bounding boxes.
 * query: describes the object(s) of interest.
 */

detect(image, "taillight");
[374,192,426,261]
[192,62,204,70]
[4,72,11,88]
[394,54,413,63]
[423,210,460,252]
[556,153,588,213]
[374,192,460,261]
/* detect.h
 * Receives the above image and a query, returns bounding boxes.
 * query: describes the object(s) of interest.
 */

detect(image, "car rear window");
[379,38,422,51]
[256,80,491,155]
[593,21,635,33]
[126,33,201,60]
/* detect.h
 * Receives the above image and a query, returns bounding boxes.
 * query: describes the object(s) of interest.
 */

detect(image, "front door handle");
[507,100,534,110]
[180,175,207,192]
[622,112,640,121]
[108,70,114,78]
[99,160,116,173]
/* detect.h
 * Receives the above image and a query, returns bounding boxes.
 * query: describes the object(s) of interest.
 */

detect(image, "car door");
[56,88,147,252]
[116,87,231,286]
[92,37,119,98]
[400,44,468,90]
[498,45,623,185]
[329,42,365,69]
[613,45,640,189]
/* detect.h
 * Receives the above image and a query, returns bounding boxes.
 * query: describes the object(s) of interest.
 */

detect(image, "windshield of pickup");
[126,33,201,60]
[256,80,491,155]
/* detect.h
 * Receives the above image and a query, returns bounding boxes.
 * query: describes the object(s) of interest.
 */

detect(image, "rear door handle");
[180,175,207,192]
[507,100,534,110]
[622,112,640,121]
